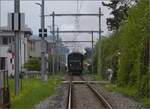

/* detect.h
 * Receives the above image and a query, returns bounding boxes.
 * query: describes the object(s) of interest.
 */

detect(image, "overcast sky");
[0,0,111,50]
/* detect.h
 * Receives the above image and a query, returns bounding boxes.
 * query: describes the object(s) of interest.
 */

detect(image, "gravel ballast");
[72,84,105,109]
[34,75,149,109]
[93,84,149,109]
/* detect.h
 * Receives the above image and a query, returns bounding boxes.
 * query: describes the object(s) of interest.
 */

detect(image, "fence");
[0,70,10,108]
[24,71,41,79]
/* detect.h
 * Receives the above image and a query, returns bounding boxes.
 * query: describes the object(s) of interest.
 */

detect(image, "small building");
[0,13,33,76]
[0,27,32,76]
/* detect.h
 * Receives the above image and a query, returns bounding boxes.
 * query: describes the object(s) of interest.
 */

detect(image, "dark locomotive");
[67,52,84,75]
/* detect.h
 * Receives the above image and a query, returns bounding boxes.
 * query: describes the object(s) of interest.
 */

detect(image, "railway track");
[67,75,113,109]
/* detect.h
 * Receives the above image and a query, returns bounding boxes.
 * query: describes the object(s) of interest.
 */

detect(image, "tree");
[95,0,149,98]
[102,0,137,31]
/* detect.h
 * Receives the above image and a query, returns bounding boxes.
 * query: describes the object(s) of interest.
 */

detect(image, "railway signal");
[39,28,47,37]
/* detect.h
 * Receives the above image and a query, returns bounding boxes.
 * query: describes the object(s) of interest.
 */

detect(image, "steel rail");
[87,83,113,109]
[67,75,113,109]
[67,76,72,109]
[79,76,113,109]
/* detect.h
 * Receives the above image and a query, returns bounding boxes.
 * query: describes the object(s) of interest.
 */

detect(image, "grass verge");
[9,75,61,108]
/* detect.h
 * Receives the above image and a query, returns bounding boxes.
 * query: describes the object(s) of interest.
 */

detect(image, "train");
[67,52,84,75]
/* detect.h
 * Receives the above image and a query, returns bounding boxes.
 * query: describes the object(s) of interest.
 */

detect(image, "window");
[10,59,12,64]
[0,57,5,70]
[12,37,15,41]
[9,37,11,43]
[2,37,8,45]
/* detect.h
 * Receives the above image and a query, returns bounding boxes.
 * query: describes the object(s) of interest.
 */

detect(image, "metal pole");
[14,0,20,95]
[0,0,1,29]
[52,11,55,75]
[56,27,59,72]
[99,8,101,40]
[41,0,47,81]
[98,8,101,74]
[91,31,94,74]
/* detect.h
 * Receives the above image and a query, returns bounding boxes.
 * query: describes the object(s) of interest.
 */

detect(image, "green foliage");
[24,57,40,71]
[93,42,99,74]
[9,75,61,108]
[94,0,150,102]
[102,0,137,31]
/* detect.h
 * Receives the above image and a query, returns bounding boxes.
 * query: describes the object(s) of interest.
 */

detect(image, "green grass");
[89,74,103,81]
[141,98,150,106]
[9,75,61,108]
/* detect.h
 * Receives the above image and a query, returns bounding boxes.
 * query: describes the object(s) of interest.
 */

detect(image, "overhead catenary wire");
[0,0,110,2]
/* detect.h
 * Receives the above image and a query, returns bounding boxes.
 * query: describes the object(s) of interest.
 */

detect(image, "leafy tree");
[95,0,149,98]
[102,0,137,31]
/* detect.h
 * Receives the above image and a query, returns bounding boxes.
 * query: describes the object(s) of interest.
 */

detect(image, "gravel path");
[72,84,105,109]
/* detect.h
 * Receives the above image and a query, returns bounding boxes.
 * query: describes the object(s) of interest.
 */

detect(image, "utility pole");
[41,0,47,81]
[91,31,94,74]
[98,7,102,74]
[0,0,1,29]
[52,11,55,75]
[56,27,59,72]
[99,8,101,40]
[14,0,20,95]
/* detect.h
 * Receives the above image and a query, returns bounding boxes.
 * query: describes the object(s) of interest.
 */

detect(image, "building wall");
[0,32,31,76]
[0,13,32,76]
[27,39,41,58]
[27,39,54,59]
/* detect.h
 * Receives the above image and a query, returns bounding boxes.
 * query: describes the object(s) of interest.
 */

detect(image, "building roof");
[0,26,33,35]
[28,35,54,43]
